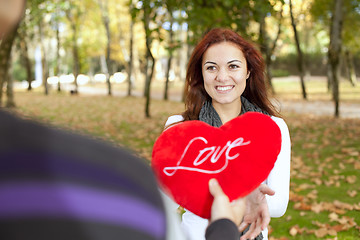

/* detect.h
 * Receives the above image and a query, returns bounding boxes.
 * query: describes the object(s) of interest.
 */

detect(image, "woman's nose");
[215,68,229,82]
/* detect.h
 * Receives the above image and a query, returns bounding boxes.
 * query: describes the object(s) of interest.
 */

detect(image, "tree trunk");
[56,22,61,92]
[6,60,15,108]
[71,23,79,93]
[98,0,112,96]
[327,63,333,92]
[344,49,357,87]
[38,21,49,95]
[183,27,192,103]
[328,0,344,118]
[143,3,155,118]
[164,12,174,101]
[289,0,307,100]
[128,18,134,96]
[0,26,18,107]
[268,8,283,95]
[19,26,33,91]
[258,11,276,95]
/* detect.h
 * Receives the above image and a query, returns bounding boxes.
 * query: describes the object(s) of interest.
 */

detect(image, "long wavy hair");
[182,28,278,121]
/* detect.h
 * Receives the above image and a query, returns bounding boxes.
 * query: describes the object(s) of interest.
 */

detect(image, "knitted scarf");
[199,96,266,240]
[199,96,269,127]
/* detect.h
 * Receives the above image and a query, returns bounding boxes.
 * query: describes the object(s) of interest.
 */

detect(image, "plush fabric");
[152,112,281,219]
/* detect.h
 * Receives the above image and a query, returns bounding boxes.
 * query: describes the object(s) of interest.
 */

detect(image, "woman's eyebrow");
[203,61,217,66]
[228,59,242,64]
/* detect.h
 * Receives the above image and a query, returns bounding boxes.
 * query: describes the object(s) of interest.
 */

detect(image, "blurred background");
[0,0,359,117]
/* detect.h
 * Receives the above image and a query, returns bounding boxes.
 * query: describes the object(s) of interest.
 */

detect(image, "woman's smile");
[215,85,235,93]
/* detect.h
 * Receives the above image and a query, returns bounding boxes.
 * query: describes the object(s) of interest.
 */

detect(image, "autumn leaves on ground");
[10,88,360,240]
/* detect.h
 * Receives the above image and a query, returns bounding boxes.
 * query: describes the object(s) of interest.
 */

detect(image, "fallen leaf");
[329,212,339,221]
[294,202,312,211]
[339,162,346,169]
[314,227,328,238]
[313,178,322,185]
[300,211,307,216]
[289,226,298,236]
[311,203,323,213]
[346,175,357,184]
[347,190,357,198]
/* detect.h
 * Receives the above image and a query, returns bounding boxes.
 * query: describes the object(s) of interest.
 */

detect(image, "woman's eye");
[206,66,216,70]
[229,64,239,69]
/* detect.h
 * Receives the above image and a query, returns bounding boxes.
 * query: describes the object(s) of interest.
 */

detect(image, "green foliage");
[12,59,27,81]
[310,0,360,54]
[272,69,290,77]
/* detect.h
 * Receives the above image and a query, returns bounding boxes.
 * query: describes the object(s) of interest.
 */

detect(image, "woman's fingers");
[261,206,270,231]
[258,184,275,196]
[240,220,256,240]
[209,178,226,197]
[238,221,249,232]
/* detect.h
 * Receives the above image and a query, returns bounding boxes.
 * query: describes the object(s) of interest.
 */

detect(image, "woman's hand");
[209,178,246,225]
[238,184,275,240]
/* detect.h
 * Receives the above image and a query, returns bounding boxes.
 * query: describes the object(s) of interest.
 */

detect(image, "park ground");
[7,76,360,239]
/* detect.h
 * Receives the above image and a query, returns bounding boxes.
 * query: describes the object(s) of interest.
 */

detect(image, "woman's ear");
[246,71,250,79]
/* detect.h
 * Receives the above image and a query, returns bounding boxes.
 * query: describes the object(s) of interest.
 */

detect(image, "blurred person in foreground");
[0,1,247,239]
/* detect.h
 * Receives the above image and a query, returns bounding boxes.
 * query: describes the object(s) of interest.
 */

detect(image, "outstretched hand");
[238,184,275,240]
[209,178,245,226]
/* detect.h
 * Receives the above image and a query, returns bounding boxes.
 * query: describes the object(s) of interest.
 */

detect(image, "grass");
[5,77,360,239]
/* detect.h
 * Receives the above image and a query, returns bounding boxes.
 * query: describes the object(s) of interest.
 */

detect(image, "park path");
[276,99,360,119]
[76,86,360,119]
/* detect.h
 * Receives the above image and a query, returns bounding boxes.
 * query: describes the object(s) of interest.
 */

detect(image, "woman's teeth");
[216,86,233,91]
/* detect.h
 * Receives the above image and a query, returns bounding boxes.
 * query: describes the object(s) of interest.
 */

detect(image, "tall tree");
[163,2,175,101]
[18,20,33,91]
[289,0,307,100]
[0,25,19,107]
[328,0,344,117]
[142,0,156,118]
[127,0,134,97]
[132,0,162,117]
[344,49,357,86]
[65,0,82,94]
[54,0,62,92]
[256,1,284,94]
[98,0,112,96]
[38,18,49,95]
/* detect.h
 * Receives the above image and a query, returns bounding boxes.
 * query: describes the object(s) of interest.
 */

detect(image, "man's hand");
[209,178,245,225]
[239,184,275,240]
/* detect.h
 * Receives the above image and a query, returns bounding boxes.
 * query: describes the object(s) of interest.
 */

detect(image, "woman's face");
[202,42,249,106]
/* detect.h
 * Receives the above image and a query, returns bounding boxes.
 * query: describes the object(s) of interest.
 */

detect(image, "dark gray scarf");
[199,96,269,127]
[199,96,265,240]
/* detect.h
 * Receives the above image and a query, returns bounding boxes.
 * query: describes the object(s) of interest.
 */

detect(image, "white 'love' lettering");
[163,137,250,176]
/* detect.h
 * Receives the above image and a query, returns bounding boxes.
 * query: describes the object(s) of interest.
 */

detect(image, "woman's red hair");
[182,28,278,120]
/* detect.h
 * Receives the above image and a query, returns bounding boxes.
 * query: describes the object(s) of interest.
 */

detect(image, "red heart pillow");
[152,112,281,219]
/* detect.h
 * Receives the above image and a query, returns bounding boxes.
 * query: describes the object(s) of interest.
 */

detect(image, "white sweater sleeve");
[265,116,291,217]
[164,115,184,128]
[162,115,185,212]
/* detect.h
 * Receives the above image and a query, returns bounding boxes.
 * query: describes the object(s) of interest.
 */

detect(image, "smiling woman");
[162,28,291,240]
